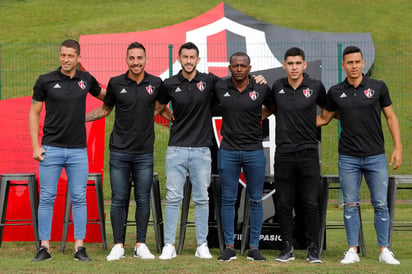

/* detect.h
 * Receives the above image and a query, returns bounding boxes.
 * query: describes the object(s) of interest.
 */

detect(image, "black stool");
[124,173,164,253]
[178,175,225,255]
[323,175,366,257]
[387,175,411,248]
[318,175,330,256]
[0,173,40,249]
[61,173,107,252]
[240,175,276,256]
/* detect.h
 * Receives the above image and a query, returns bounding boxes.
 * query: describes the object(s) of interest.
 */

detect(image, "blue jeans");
[109,151,153,244]
[339,153,390,247]
[164,146,211,245]
[38,145,88,240]
[218,149,266,248]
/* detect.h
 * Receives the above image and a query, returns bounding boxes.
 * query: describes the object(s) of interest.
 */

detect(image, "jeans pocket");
[200,147,211,155]
[166,146,179,160]
[41,145,49,159]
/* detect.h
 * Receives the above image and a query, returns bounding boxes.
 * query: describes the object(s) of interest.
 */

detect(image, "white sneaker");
[134,243,155,259]
[379,248,400,265]
[159,244,176,260]
[195,243,213,259]
[106,244,125,261]
[340,248,360,264]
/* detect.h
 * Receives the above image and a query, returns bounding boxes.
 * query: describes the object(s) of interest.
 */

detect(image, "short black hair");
[61,39,80,55]
[178,42,199,56]
[127,42,146,55]
[284,47,305,61]
[342,45,363,59]
[229,52,250,64]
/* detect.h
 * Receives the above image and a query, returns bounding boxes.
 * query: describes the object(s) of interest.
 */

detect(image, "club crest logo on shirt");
[249,90,259,101]
[364,88,375,98]
[146,85,155,95]
[78,80,87,90]
[303,88,313,98]
[197,81,206,92]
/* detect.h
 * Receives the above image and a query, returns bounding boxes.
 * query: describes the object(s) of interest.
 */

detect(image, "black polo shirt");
[104,72,162,154]
[325,76,392,156]
[215,77,273,151]
[157,70,219,147]
[271,74,326,153]
[32,68,101,148]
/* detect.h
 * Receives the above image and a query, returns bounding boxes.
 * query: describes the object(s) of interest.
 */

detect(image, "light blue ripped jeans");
[339,153,390,247]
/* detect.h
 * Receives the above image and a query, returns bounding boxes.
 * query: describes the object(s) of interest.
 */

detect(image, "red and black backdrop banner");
[79,2,374,89]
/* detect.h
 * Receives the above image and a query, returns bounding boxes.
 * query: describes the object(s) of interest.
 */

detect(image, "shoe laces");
[382,248,395,257]
[163,244,175,253]
[343,248,356,256]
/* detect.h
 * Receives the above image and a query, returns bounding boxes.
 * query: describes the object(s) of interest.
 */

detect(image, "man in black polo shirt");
[215,52,273,262]
[157,42,219,260]
[86,42,165,261]
[270,47,326,264]
[317,45,402,265]
[29,39,105,261]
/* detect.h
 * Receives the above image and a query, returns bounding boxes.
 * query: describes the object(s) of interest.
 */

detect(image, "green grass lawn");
[0,204,411,273]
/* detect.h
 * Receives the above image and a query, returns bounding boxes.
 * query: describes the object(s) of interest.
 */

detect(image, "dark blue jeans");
[275,149,321,246]
[109,151,153,244]
[218,149,266,248]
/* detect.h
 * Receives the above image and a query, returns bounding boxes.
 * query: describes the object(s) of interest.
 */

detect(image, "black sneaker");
[275,242,295,262]
[307,245,322,263]
[218,247,237,261]
[246,248,266,261]
[32,246,51,262]
[74,247,92,261]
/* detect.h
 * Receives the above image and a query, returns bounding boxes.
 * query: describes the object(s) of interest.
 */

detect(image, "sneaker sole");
[379,259,400,265]
[73,258,91,262]
[307,258,323,264]
[340,260,360,264]
[32,257,52,262]
[275,257,295,262]
[195,255,213,259]
[159,255,177,260]
[247,256,266,261]
[134,255,155,259]
[195,252,213,259]
[218,256,237,261]
[106,256,125,261]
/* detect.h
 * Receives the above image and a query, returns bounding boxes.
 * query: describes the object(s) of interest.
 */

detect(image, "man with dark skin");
[215,52,273,261]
